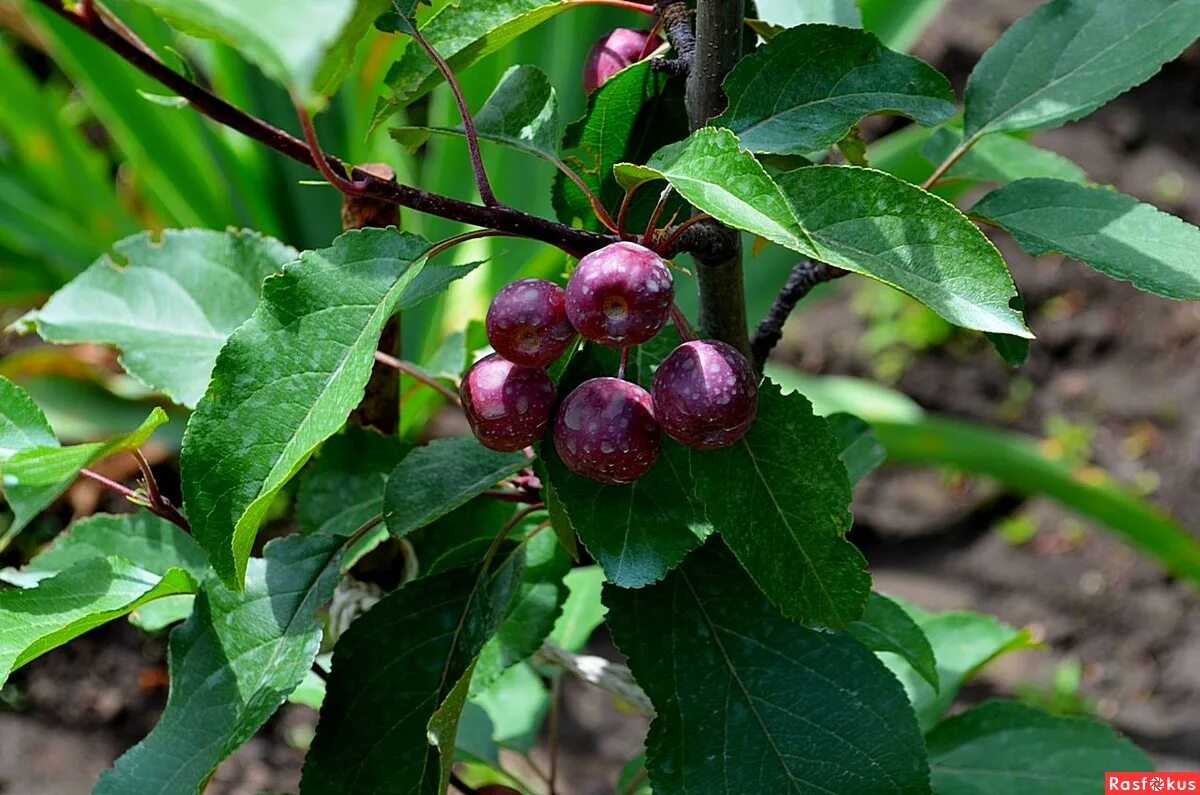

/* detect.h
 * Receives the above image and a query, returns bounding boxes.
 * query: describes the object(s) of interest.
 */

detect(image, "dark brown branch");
[750,259,845,370]
[652,1,694,76]
[33,0,613,257]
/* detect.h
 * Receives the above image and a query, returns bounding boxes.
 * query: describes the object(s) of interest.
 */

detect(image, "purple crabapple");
[564,242,674,348]
[554,377,662,485]
[461,353,557,452]
[486,278,577,368]
[652,340,758,449]
[583,28,655,92]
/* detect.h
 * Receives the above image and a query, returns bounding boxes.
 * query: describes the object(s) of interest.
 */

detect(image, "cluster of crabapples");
[461,241,759,485]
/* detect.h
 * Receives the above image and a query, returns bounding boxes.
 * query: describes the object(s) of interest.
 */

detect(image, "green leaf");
[554,60,689,233]
[392,64,562,161]
[972,178,1200,299]
[297,428,410,537]
[926,701,1153,793]
[769,367,1200,589]
[0,512,207,588]
[691,381,868,627]
[881,603,1036,730]
[0,558,197,687]
[18,229,297,408]
[859,0,948,52]
[383,437,527,539]
[0,375,57,458]
[470,660,549,753]
[473,527,570,687]
[180,228,439,589]
[774,165,1031,338]
[636,129,1031,338]
[605,540,930,794]
[827,412,886,485]
[963,0,1200,139]
[846,592,938,690]
[1,408,168,538]
[301,562,520,794]
[122,0,389,109]
[95,534,344,795]
[715,24,954,156]
[550,565,606,652]
[922,127,1087,186]
[543,339,712,588]
[753,0,861,28]
[377,0,577,123]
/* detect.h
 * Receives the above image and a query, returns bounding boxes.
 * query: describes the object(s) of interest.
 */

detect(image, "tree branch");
[683,0,750,356]
[33,0,614,257]
[652,1,694,76]
[750,260,846,370]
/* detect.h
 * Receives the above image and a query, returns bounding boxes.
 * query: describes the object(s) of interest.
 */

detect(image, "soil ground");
[3,1,1200,792]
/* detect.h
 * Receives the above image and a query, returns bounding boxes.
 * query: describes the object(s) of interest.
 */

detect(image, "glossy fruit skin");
[461,354,556,452]
[584,28,654,92]
[564,242,674,348]
[485,278,577,368]
[554,377,662,484]
[652,340,758,449]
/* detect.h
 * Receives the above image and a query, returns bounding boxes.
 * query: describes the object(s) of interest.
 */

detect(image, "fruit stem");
[658,213,713,255]
[373,351,463,407]
[569,0,658,15]
[642,185,675,246]
[426,229,517,261]
[616,181,646,238]
[617,346,631,380]
[671,304,698,341]
[552,158,619,232]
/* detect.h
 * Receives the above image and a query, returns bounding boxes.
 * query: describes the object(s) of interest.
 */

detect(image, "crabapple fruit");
[554,377,661,484]
[584,28,654,92]
[564,242,674,347]
[652,340,758,449]
[486,278,577,368]
[461,353,556,452]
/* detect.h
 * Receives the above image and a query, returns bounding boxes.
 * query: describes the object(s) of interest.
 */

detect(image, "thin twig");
[642,185,674,246]
[449,773,479,795]
[670,303,698,341]
[296,105,369,195]
[79,468,190,532]
[404,23,498,206]
[658,213,712,255]
[570,0,657,14]
[425,229,517,261]
[616,180,646,238]
[749,260,845,370]
[920,137,974,190]
[129,450,162,509]
[32,0,613,257]
[553,159,618,232]
[373,351,462,406]
[547,674,563,795]
[482,488,543,504]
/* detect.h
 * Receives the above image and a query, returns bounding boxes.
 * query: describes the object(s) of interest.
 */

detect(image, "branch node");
[653,1,694,77]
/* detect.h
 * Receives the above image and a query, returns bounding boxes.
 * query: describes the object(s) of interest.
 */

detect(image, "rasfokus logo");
[1107,773,1200,792]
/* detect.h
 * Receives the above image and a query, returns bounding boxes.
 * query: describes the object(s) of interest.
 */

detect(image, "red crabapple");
[553,377,661,484]
[486,278,577,368]
[584,28,655,92]
[461,353,556,452]
[652,340,758,449]
[564,242,674,348]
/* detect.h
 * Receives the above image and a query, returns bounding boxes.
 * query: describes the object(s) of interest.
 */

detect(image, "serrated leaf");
[691,380,868,627]
[543,338,713,589]
[637,129,1031,338]
[550,565,605,652]
[922,127,1087,186]
[0,558,197,687]
[605,540,930,794]
[0,375,57,459]
[377,0,578,124]
[846,592,938,690]
[383,437,528,539]
[926,701,1153,793]
[0,512,207,588]
[392,64,562,161]
[95,534,344,795]
[972,178,1200,299]
[827,412,886,485]
[774,165,1031,338]
[554,60,690,233]
[716,24,954,156]
[1,408,168,538]
[472,528,570,687]
[963,0,1200,139]
[181,228,446,589]
[881,602,1036,730]
[297,428,410,537]
[122,0,389,109]
[301,562,520,794]
[19,229,297,408]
